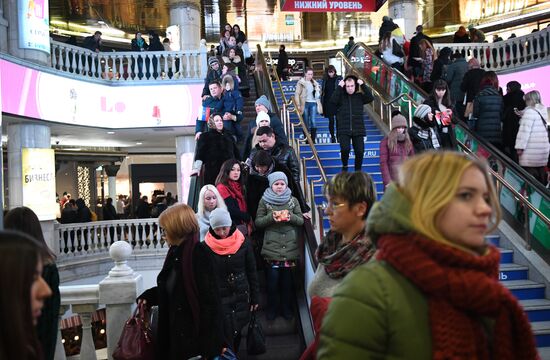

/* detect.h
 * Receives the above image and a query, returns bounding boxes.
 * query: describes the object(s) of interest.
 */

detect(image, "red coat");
[379,137,415,187]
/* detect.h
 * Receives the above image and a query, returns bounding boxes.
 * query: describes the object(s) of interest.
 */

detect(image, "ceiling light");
[136,142,143,145]
[345,14,352,18]
[107,131,115,135]
[66,148,81,151]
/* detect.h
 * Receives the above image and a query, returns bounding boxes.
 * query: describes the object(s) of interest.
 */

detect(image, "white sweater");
[515,104,550,167]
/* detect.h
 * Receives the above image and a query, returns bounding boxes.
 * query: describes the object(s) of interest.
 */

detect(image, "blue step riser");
[306,158,380,167]
[536,334,550,348]
[308,168,382,178]
[301,143,380,151]
[314,184,385,195]
[500,252,514,264]
[527,308,550,322]
[486,236,500,247]
[510,287,545,300]
[499,269,528,281]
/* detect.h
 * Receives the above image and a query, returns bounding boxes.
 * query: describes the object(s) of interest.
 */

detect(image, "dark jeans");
[339,134,364,171]
[327,114,336,138]
[266,266,292,318]
[523,166,548,186]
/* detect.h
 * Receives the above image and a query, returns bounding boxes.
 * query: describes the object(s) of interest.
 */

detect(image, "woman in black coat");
[330,75,374,171]
[201,208,259,352]
[193,112,240,186]
[138,204,225,360]
[423,79,457,149]
[472,71,504,150]
[502,81,526,162]
[321,65,343,143]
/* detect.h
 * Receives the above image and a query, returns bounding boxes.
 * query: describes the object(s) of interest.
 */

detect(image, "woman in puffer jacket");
[515,90,550,186]
[472,71,504,150]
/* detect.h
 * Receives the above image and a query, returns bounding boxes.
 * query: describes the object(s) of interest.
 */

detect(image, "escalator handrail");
[255,45,280,116]
[340,41,550,200]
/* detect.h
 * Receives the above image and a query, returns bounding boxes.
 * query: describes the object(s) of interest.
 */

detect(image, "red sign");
[281,0,377,12]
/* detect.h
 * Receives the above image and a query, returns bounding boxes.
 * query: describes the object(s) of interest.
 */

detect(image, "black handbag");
[392,39,405,58]
[246,311,266,355]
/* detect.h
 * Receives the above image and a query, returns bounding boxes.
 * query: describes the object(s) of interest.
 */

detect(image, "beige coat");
[294,78,322,114]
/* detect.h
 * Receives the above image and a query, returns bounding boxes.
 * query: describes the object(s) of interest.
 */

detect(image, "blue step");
[499,264,529,281]
[500,249,514,264]
[506,281,546,300]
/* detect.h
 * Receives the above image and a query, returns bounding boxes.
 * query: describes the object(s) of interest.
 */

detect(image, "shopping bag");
[247,311,266,355]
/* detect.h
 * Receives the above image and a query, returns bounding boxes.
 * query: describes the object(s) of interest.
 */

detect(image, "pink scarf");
[204,228,245,255]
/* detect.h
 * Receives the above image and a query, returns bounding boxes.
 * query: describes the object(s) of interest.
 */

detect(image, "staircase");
[273,78,550,358]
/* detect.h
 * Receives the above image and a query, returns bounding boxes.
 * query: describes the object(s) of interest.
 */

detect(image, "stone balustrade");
[55,218,166,259]
[433,27,549,72]
[50,40,208,82]
[57,241,143,360]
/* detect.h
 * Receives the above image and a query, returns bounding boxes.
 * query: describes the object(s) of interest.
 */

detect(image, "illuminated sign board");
[0,59,203,128]
[281,0,379,12]
[18,0,50,53]
[22,148,57,220]
[499,64,550,106]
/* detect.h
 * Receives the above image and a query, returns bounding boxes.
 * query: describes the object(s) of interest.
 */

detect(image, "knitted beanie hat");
[414,104,432,120]
[255,95,272,112]
[268,171,288,187]
[256,111,271,127]
[209,208,232,229]
[391,114,408,130]
[208,56,219,67]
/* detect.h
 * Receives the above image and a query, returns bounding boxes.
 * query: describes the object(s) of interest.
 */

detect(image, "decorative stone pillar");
[3,0,50,65]
[388,0,418,39]
[175,135,196,204]
[99,241,143,360]
[168,0,201,50]
[104,165,120,201]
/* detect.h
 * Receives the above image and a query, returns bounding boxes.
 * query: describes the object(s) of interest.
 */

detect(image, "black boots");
[310,128,317,143]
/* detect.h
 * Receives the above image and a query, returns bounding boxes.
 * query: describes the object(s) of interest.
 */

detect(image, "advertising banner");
[281,0,377,12]
[0,59,203,128]
[18,0,50,53]
[22,148,57,220]
[499,64,550,106]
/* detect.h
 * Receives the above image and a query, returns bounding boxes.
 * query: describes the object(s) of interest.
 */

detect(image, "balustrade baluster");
[186,53,191,78]
[117,56,124,81]
[99,224,106,251]
[51,46,58,69]
[74,307,98,360]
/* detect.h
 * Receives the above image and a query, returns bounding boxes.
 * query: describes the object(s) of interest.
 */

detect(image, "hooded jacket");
[329,82,374,137]
[195,129,240,186]
[472,86,503,145]
[220,75,244,119]
[515,104,550,167]
[443,57,469,103]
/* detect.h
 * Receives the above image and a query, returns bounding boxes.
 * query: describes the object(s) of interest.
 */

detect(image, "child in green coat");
[255,172,304,320]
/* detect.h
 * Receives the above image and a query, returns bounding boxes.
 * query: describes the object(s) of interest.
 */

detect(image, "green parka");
[255,196,303,262]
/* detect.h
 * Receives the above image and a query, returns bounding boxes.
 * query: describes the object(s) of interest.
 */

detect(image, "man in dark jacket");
[196,80,224,139]
[248,126,300,184]
[472,76,504,149]
[330,75,374,172]
[103,197,118,220]
[408,25,433,78]
[378,16,398,43]
[202,57,223,98]
[276,45,289,81]
[460,58,485,120]
[322,66,343,143]
[443,52,469,106]
[83,31,102,52]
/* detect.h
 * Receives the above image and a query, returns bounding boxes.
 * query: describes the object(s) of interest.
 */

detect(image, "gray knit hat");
[208,56,219,67]
[391,114,408,130]
[414,104,432,120]
[255,95,272,112]
[268,171,288,187]
[209,208,232,229]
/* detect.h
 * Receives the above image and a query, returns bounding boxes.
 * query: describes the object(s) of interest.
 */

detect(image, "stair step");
[503,280,546,300]
[520,299,550,322]
[499,263,529,281]
[537,347,550,359]
[500,249,514,264]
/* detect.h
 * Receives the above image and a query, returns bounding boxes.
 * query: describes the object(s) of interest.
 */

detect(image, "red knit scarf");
[376,234,538,360]
[217,181,247,212]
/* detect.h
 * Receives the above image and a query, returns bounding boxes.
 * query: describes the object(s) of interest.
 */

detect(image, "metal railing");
[50,40,208,82]
[433,27,550,72]
[340,41,550,252]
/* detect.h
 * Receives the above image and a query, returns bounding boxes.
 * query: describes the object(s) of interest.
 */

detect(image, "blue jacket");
[196,96,223,134]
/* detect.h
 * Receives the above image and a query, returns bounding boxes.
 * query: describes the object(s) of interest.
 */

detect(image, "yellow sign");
[22,148,57,220]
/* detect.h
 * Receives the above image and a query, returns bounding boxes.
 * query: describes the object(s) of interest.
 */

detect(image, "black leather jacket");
[249,141,300,184]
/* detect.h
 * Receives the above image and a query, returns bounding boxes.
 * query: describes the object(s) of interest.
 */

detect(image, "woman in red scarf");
[318,151,538,360]
[216,159,251,233]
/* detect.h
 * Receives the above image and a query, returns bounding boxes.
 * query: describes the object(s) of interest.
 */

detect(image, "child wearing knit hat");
[379,112,415,188]
[255,172,304,320]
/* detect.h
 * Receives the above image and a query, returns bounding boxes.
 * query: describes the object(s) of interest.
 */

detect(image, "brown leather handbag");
[112,302,154,360]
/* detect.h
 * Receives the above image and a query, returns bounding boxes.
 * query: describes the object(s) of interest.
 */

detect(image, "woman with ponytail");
[318,151,538,359]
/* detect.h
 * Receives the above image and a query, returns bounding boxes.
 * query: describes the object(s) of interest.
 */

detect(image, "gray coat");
[444,58,469,104]
[255,197,304,262]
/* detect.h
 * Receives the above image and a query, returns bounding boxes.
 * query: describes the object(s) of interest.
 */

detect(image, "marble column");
[175,135,195,204]
[388,0,418,40]
[3,0,50,65]
[168,0,201,50]
[104,165,120,201]
[0,0,8,53]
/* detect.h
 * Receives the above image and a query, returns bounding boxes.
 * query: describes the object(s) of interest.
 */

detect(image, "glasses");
[321,201,347,211]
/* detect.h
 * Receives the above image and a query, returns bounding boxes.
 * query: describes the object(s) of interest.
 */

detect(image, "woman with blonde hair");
[196,184,227,241]
[515,90,550,185]
[318,151,538,359]
[138,204,226,359]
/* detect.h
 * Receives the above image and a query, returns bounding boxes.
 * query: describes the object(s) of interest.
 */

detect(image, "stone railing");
[434,27,549,72]
[50,40,208,82]
[57,241,143,360]
[55,218,166,259]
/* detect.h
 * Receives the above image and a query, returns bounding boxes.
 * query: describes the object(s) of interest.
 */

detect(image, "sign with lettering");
[281,0,377,12]
[18,0,50,53]
[22,148,57,220]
